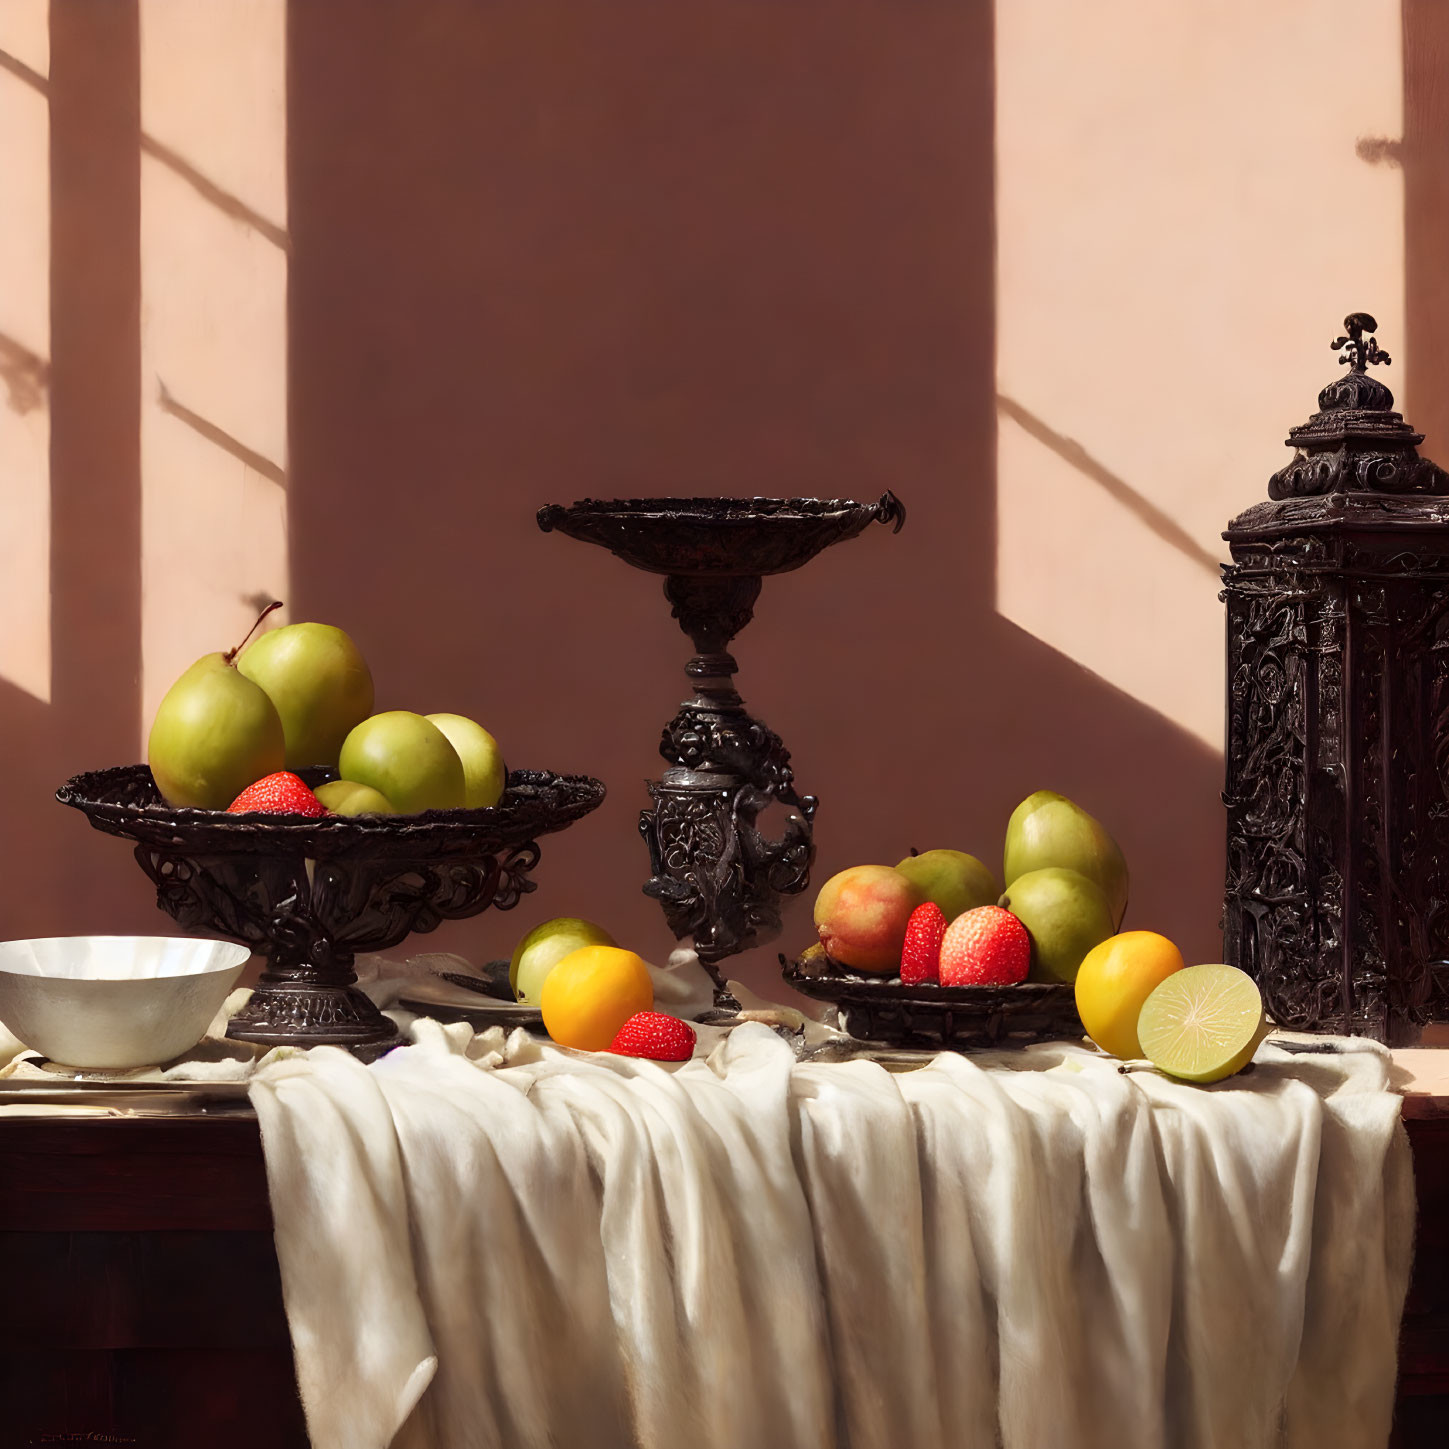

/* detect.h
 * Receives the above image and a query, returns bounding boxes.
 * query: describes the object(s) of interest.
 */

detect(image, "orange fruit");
[1073,930,1186,1059]
[539,945,654,1051]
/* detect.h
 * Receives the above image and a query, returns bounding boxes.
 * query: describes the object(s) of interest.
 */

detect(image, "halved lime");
[1137,963,1266,1083]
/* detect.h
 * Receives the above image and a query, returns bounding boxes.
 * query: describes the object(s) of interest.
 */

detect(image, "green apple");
[510,917,617,1003]
[337,711,466,813]
[148,652,286,809]
[425,713,506,808]
[894,849,999,922]
[314,779,397,816]
[237,621,374,770]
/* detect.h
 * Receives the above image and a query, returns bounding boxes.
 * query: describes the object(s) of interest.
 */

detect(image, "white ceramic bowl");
[0,935,250,1069]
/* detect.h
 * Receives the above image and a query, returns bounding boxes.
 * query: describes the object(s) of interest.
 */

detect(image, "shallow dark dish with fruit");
[781,948,1084,1050]
[57,764,605,1055]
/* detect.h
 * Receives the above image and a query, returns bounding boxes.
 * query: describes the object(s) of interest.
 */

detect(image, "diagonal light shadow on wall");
[157,378,286,487]
[141,132,288,251]
[996,393,1222,578]
[2,0,162,940]
[0,44,44,95]
[2,45,288,252]
[0,329,49,414]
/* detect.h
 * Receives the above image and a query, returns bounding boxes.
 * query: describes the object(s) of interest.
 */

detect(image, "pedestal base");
[226,982,402,1054]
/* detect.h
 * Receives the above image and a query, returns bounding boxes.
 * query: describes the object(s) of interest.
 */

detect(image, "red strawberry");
[609,1011,697,1061]
[900,901,947,985]
[227,772,329,817]
[939,906,1030,986]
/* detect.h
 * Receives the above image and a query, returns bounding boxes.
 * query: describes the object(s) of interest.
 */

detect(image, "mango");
[813,865,924,974]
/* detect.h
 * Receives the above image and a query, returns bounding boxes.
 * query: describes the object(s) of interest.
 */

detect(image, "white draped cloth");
[247,1019,1414,1449]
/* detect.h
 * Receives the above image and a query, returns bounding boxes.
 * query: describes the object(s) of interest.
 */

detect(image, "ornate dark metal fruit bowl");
[780,948,1084,1051]
[57,764,605,1054]
[535,494,906,575]
[539,494,905,1008]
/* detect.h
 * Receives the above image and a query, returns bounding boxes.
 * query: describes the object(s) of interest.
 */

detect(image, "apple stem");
[225,600,283,664]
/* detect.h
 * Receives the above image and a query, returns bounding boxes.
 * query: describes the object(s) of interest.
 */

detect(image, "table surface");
[1393,1054,1449,1115]
[1,1043,1446,1449]
[1390,1026,1449,1116]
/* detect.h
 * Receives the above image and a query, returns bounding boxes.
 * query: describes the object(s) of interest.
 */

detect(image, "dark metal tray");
[781,949,1084,1050]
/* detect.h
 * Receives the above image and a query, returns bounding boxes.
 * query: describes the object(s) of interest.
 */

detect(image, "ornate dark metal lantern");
[1223,313,1449,1043]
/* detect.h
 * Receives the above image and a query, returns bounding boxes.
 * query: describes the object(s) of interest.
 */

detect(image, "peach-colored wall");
[0,1,50,705]
[997,0,1404,750]
[140,0,288,732]
[1,0,151,944]
[1,2,1444,999]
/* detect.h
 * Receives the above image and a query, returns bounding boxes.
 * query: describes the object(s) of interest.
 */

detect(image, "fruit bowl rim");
[781,948,1079,1002]
[539,495,891,523]
[57,764,606,860]
[536,493,905,577]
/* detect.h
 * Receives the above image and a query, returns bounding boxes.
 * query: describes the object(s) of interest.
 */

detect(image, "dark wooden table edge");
[1,1094,1445,1446]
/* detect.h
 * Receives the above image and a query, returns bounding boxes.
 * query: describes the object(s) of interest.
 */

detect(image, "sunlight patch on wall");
[995,0,1405,751]
[997,403,1223,748]
[0,0,51,703]
[139,0,287,726]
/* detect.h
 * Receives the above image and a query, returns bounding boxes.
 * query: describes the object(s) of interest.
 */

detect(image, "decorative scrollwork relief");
[658,703,809,807]
[641,777,816,968]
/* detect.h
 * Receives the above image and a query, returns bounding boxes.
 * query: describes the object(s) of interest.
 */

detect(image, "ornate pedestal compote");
[57,766,605,1054]
[537,495,905,1003]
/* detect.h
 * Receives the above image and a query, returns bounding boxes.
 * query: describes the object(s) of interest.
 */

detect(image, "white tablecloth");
[246,1017,1414,1449]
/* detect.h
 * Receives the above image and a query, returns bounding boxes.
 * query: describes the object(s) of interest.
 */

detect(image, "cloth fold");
[247,1024,1414,1449]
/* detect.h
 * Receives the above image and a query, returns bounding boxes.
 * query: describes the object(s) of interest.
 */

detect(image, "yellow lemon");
[540,945,654,1051]
[1074,930,1186,1059]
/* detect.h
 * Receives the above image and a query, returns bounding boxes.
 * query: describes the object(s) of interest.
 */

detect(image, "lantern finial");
[1331,313,1391,374]
[1251,311,1449,499]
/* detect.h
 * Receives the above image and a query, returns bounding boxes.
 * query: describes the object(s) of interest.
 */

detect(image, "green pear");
[314,779,397,816]
[1003,791,1129,928]
[148,653,286,810]
[510,916,617,1003]
[425,713,506,808]
[999,867,1115,983]
[894,849,999,922]
[237,621,374,770]
[338,711,466,813]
